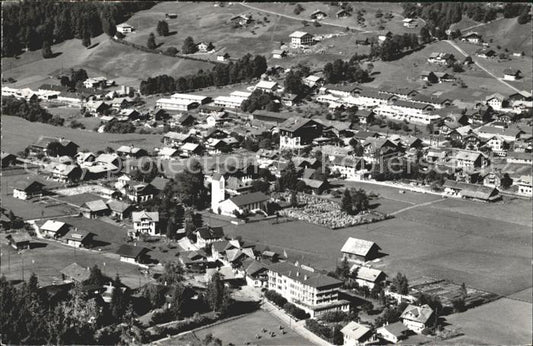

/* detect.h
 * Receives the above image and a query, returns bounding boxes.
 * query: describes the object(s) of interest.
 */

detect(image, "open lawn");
[225,182,532,301]
[444,298,532,345]
[1,116,163,154]
[0,238,153,289]
[158,309,308,346]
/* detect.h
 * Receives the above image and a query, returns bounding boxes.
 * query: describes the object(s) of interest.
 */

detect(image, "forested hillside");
[2,1,156,57]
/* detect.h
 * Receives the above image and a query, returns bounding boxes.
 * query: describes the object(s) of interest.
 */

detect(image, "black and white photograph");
[1,1,532,345]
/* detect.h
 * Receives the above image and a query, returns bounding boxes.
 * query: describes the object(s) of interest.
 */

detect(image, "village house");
[329,156,365,180]
[1,152,17,168]
[230,14,252,27]
[255,80,279,93]
[80,199,109,218]
[279,119,325,149]
[217,53,230,62]
[124,182,156,203]
[44,163,82,184]
[376,322,408,344]
[427,52,454,66]
[268,261,349,318]
[336,9,351,18]
[482,171,502,188]
[13,180,45,200]
[303,75,324,88]
[450,150,488,170]
[180,142,203,157]
[341,321,377,346]
[107,199,132,220]
[195,226,225,248]
[351,265,387,289]
[116,244,149,264]
[65,231,92,248]
[289,31,314,48]
[163,131,195,147]
[83,76,108,89]
[40,220,69,238]
[196,41,213,53]
[116,145,148,159]
[515,176,532,197]
[30,136,79,158]
[156,98,199,111]
[131,211,160,238]
[476,48,496,59]
[157,147,180,160]
[341,237,381,262]
[362,138,400,165]
[400,304,435,334]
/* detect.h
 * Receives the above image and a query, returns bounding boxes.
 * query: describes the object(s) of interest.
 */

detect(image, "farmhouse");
[116,145,148,158]
[476,48,495,58]
[402,18,418,28]
[341,237,381,262]
[462,32,482,44]
[449,149,488,170]
[272,49,287,59]
[267,261,349,318]
[31,136,79,158]
[83,76,108,89]
[180,142,203,157]
[116,23,134,34]
[7,233,32,250]
[45,163,82,183]
[401,304,434,334]
[515,176,532,197]
[40,220,69,238]
[443,180,501,202]
[244,260,269,287]
[427,52,454,65]
[116,244,149,264]
[289,31,314,48]
[310,9,328,20]
[329,156,364,180]
[303,75,324,88]
[503,68,521,81]
[1,152,17,167]
[217,53,230,62]
[230,14,252,27]
[336,9,351,18]
[341,321,377,346]
[362,138,400,164]
[485,93,506,110]
[13,180,45,200]
[131,211,159,238]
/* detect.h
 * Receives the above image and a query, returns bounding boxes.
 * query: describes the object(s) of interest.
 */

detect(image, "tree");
[86,265,106,287]
[156,20,169,36]
[284,71,305,96]
[391,272,409,295]
[110,275,130,322]
[206,272,230,314]
[419,26,431,44]
[500,173,513,189]
[147,32,157,50]
[166,218,177,239]
[159,261,184,286]
[82,32,91,48]
[41,40,53,58]
[517,13,531,25]
[279,161,299,191]
[290,190,298,207]
[293,4,304,15]
[335,257,350,279]
[341,189,353,215]
[182,36,197,54]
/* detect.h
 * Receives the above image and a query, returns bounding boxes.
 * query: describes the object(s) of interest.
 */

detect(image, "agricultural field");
[444,298,532,345]
[1,115,163,154]
[225,182,532,300]
[157,309,307,346]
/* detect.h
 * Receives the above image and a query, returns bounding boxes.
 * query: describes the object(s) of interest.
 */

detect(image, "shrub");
[283,302,309,320]
[320,311,348,322]
[150,309,174,325]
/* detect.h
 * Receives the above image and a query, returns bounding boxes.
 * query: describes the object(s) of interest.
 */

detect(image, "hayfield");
[444,298,532,345]
[1,115,163,154]
[225,182,532,300]
[157,309,307,346]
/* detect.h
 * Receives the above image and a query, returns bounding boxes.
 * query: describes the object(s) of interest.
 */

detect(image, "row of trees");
[323,58,372,83]
[370,33,421,61]
[241,90,280,113]
[341,188,370,215]
[139,54,267,94]
[2,2,155,57]
[2,96,63,125]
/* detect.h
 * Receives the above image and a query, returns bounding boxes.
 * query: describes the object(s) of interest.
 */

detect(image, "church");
[211,173,269,217]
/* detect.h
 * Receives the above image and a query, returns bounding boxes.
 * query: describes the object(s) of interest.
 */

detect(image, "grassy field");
[224,181,532,300]
[1,116,163,154]
[158,309,308,346]
[0,237,153,289]
[444,298,532,345]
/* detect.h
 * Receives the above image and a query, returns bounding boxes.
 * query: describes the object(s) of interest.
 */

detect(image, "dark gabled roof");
[229,192,269,207]
[14,179,45,191]
[211,240,229,253]
[412,94,450,105]
[150,176,170,191]
[116,244,148,258]
[394,99,434,110]
[197,226,224,240]
[245,260,268,276]
[106,199,132,213]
